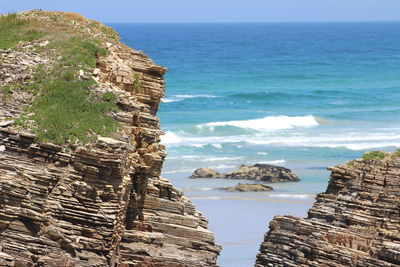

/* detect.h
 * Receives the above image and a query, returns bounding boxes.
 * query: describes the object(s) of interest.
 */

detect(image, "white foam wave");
[173,94,218,99]
[197,115,319,131]
[166,155,242,162]
[212,144,222,149]
[268,194,314,199]
[200,187,214,191]
[206,157,243,162]
[162,98,181,103]
[213,164,236,169]
[259,159,286,165]
[162,169,198,174]
[161,131,182,144]
[257,152,268,155]
[162,94,217,103]
[248,134,400,150]
[161,130,400,151]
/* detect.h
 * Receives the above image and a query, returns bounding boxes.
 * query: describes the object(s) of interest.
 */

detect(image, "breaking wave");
[197,115,319,131]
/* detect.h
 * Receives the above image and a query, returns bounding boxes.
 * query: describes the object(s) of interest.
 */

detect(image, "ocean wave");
[162,94,217,103]
[179,187,215,192]
[162,168,198,174]
[173,94,218,98]
[166,155,243,162]
[161,130,400,151]
[161,131,182,144]
[212,144,222,149]
[162,98,182,103]
[206,156,243,161]
[247,134,400,150]
[258,159,286,165]
[196,115,319,131]
[267,194,314,199]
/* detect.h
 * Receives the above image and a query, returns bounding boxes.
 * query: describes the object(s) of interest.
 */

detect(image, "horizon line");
[106,20,400,24]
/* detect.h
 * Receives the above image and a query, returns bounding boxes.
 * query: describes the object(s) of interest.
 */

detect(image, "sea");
[110,22,400,267]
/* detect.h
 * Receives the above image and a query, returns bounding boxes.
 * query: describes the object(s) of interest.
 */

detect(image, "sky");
[2,0,400,23]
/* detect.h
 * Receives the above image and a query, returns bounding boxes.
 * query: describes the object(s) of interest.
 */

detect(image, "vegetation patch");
[18,75,118,144]
[100,25,119,41]
[16,35,117,144]
[393,149,400,157]
[0,13,44,49]
[361,151,386,160]
[133,74,142,93]
[1,85,13,100]
[0,11,120,145]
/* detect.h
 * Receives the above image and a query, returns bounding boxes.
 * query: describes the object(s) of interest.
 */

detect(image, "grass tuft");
[362,151,386,160]
[393,149,400,157]
[0,13,44,49]
[133,74,142,93]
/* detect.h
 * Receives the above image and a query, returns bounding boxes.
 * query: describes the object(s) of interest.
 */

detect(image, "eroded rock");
[222,183,273,192]
[0,11,220,267]
[190,164,299,183]
[255,156,400,267]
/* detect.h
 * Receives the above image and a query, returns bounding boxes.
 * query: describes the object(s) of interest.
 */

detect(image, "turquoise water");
[111,22,400,266]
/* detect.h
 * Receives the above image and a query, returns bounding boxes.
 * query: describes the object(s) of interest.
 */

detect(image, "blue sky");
[2,0,400,23]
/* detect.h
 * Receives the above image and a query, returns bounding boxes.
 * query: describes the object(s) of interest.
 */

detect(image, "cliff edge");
[255,152,400,266]
[0,10,220,266]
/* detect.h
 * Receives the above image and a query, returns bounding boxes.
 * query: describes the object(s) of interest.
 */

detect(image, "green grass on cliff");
[25,75,118,144]
[3,11,120,145]
[17,36,118,144]
[0,13,44,49]
[361,151,386,160]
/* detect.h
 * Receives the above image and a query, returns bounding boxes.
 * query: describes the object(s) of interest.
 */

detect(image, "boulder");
[190,164,299,182]
[189,167,223,178]
[222,183,273,192]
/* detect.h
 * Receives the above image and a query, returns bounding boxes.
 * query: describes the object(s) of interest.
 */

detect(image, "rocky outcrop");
[190,168,222,179]
[190,164,299,183]
[0,11,220,267]
[255,156,400,267]
[222,183,273,192]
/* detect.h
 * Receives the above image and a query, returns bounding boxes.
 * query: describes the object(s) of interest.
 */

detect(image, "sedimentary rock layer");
[255,157,400,267]
[0,11,220,267]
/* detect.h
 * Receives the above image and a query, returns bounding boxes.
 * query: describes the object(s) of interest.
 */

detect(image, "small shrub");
[49,14,60,22]
[100,25,119,41]
[393,149,400,157]
[362,151,386,160]
[1,85,13,100]
[102,91,118,102]
[133,74,142,93]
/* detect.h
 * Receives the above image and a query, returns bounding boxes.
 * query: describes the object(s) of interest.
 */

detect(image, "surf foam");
[197,115,319,131]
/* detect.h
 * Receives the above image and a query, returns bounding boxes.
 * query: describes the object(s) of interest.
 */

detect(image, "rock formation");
[0,11,220,267]
[190,164,299,183]
[222,183,273,192]
[255,155,400,266]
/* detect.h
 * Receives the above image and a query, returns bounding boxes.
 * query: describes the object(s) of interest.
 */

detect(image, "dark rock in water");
[189,167,223,178]
[190,164,299,182]
[222,183,273,192]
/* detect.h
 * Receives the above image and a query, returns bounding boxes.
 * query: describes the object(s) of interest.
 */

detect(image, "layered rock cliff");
[255,155,400,266]
[0,11,220,266]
